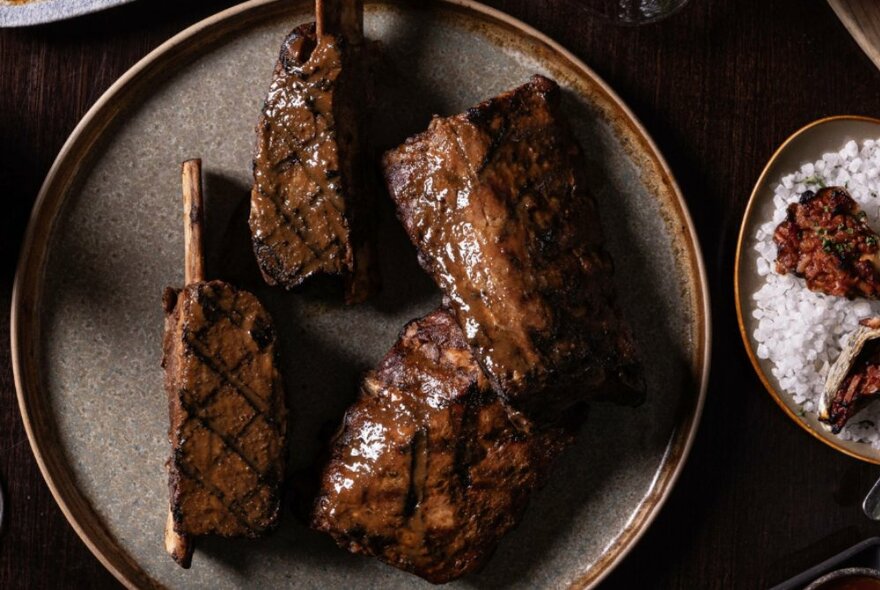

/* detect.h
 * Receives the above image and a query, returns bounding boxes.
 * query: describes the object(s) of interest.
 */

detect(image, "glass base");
[572,0,691,25]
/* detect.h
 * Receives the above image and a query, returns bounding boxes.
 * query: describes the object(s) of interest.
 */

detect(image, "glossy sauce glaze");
[775,186,880,299]
[162,281,287,538]
[383,75,642,414]
[250,22,371,300]
[311,309,574,583]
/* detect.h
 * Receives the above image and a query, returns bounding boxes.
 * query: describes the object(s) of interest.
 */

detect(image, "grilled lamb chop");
[311,309,574,583]
[774,186,880,299]
[164,160,287,568]
[249,1,375,303]
[382,75,642,415]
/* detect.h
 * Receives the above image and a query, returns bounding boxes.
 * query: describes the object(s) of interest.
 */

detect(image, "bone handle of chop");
[164,158,204,568]
[165,509,193,568]
[316,0,363,44]
[182,158,205,285]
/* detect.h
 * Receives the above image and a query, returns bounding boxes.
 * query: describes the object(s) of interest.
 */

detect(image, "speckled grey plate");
[0,0,135,27]
[11,1,710,588]
[736,115,880,465]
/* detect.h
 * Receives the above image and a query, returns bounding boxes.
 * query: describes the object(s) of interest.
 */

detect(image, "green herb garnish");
[803,174,826,188]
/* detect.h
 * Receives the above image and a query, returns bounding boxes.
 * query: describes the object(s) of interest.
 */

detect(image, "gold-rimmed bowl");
[736,115,880,464]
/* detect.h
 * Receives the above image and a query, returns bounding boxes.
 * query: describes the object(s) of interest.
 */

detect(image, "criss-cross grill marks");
[382,75,642,415]
[250,22,372,300]
[311,309,573,584]
[163,281,286,538]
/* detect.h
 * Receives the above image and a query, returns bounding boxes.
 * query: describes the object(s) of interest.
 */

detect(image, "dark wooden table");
[3,0,880,587]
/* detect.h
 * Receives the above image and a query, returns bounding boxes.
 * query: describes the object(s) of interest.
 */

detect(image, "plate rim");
[0,0,137,28]
[734,114,880,465]
[9,1,711,588]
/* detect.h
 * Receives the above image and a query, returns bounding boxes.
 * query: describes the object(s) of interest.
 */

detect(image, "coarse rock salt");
[752,137,880,447]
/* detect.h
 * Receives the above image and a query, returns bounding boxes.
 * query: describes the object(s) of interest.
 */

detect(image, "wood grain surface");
[828,0,880,72]
[1,0,880,588]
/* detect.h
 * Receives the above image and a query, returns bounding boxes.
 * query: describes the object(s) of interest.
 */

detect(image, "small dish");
[735,115,880,464]
[827,0,880,73]
[805,567,880,590]
[771,538,880,589]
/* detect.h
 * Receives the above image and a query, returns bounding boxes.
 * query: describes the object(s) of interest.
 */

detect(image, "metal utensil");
[863,475,880,520]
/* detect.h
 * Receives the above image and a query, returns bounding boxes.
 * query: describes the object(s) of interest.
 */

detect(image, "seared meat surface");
[382,75,641,413]
[250,22,373,302]
[774,186,880,299]
[822,317,880,433]
[311,309,573,583]
[163,281,287,543]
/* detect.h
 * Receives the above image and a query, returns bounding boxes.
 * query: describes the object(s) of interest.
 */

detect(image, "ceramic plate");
[0,0,135,27]
[827,0,880,73]
[11,1,709,588]
[736,115,880,464]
